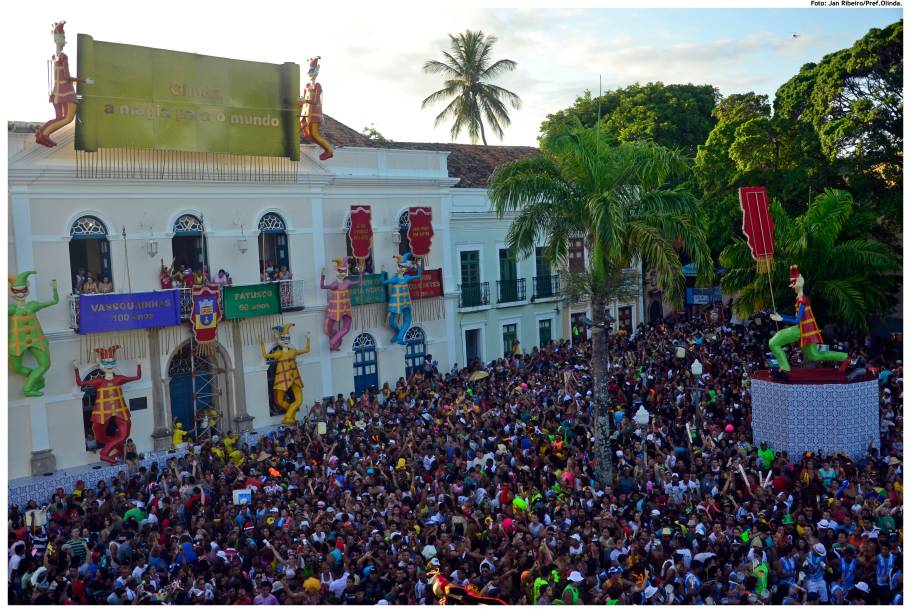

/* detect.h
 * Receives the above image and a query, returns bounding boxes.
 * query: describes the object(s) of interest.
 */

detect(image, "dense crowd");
[7,313,903,605]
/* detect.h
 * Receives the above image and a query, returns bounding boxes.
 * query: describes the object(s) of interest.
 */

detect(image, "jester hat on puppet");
[307,56,321,79]
[332,257,350,277]
[8,271,36,297]
[274,322,295,343]
[95,344,121,369]
[393,252,415,273]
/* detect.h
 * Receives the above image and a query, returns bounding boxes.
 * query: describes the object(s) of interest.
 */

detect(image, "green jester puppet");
[8,271,58,397]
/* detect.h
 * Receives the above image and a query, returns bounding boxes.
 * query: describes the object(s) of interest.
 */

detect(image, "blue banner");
[686,287,722,305]
[79,290,181,334]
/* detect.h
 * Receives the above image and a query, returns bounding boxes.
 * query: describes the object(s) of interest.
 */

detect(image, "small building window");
[69,215,112,295]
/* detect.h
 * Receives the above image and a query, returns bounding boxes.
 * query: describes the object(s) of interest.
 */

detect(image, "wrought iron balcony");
[532,274,560,300]
[497,278,526,304]
[459,282,489,308]
[275,279,305,311]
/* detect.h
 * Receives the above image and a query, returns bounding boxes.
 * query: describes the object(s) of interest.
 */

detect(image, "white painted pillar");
[441,194,455,294]
[29,399,56,474]
[311,194,333,398]
[11,188,35,288]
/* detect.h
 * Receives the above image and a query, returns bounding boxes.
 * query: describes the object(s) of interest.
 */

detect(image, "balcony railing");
[69,279,306,331]
[497,278,526,304]
[276,279,305,311]
[532,274,560,300]
[459,282,489,308]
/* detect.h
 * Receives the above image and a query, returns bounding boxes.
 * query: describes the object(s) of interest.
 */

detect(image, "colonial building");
[8,118,460,478]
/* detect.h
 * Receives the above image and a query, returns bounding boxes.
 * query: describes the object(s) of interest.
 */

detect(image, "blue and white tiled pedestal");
[751,369,879,460]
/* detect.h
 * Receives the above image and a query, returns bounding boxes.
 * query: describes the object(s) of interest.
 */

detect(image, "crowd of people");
[7,313,903,605]
[73,268,114,295]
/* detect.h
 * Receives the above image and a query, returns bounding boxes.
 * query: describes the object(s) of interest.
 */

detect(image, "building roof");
[320,115,541,188]
[361,140,540,188]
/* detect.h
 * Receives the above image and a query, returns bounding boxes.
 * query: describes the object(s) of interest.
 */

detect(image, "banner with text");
[75,34,300,160]
[408,268,443,300]
[348,274,386,306]
[223,283,281,320]
[78,290,181,334]
[407,206,433,257]
[348,205,373,259]
[687,287,723,305]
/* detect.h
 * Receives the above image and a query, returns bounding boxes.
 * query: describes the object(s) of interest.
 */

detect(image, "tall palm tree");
[489,118,713,486]
[720,188,898,331]
[422,30,521,145]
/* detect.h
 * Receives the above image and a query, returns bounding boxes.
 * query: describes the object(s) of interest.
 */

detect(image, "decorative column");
[29,399,56,475]
[312,195,334,400]
[148,328,171,450]
[231,321,254,433]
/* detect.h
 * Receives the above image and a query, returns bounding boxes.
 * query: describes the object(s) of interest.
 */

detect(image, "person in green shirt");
[123,502,148,524]
[757,442,775,471]
[818,461,837,489]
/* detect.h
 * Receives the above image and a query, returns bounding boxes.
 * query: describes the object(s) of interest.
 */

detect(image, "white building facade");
[449,187,644,367]
[8,123,459,478]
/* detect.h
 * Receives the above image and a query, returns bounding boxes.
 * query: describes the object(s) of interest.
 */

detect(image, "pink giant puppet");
[320,257,362,351]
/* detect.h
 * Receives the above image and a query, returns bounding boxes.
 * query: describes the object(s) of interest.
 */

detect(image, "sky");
[2,2,902,147]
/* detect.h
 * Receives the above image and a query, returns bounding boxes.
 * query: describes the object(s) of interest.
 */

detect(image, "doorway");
[167,340,229,439]
[353,333,379,396]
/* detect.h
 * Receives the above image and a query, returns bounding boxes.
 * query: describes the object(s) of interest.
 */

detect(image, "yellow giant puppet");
[260,323,311,424]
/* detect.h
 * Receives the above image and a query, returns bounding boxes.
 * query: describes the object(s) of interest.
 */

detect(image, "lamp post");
[634,406,651,472]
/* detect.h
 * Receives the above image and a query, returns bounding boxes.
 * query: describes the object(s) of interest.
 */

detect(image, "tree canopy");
[539,82,719,155]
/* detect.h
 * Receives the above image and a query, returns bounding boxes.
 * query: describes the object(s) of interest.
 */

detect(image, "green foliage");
[422,30,521,145]
[539,82,719,155]
[490,118,713,309]
[361,124,388,142]
[719,189,898,332]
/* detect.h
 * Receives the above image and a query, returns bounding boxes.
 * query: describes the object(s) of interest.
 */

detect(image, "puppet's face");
[9,284,29,302]
[54,32,66,52]
[308,64,320,82]
[100,358,117,374]
[335,263,348,282]
[789,273,804,293]
[397,261,410,276]
[278,332,292,348]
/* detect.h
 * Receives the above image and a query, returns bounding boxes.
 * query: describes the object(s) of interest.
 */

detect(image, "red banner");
[408,268,443,300]
[738,187,775,273]
[191,284,222,345]
[407,206,434,257]
[348,205,373,259]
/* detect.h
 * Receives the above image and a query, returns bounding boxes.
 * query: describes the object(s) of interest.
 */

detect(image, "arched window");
[172,214,208,275]
[69,215,112,295]
[344,216,374,274]
[258,213,290,281]
[353,333,378,396]
[397,210,411,255]
[404,326,426,377]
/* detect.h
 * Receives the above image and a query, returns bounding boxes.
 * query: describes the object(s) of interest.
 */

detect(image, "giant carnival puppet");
[427,570,506,605]
[300,56,334,161]
[738,187,850,377]
[9,271,58,397]
[35,21,93,147]
[260,323,311,424]
[769,265,850,374]
[383,252,423,345]
[74,345,142,464]
[320,257,361,351]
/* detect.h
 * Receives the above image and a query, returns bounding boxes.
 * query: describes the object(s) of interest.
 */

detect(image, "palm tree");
[489,118,713,486]
[720,188,898,331]
[422,30,521,145]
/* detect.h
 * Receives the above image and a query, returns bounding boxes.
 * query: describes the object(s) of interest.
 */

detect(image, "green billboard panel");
[75,34,300,160]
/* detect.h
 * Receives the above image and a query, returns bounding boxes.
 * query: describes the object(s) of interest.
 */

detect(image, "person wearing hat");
[803,542,829,602]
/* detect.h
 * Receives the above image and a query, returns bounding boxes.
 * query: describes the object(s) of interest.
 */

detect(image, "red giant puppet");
[74,345,141,464]
[300,56,334,160]
[36,21,93,147]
